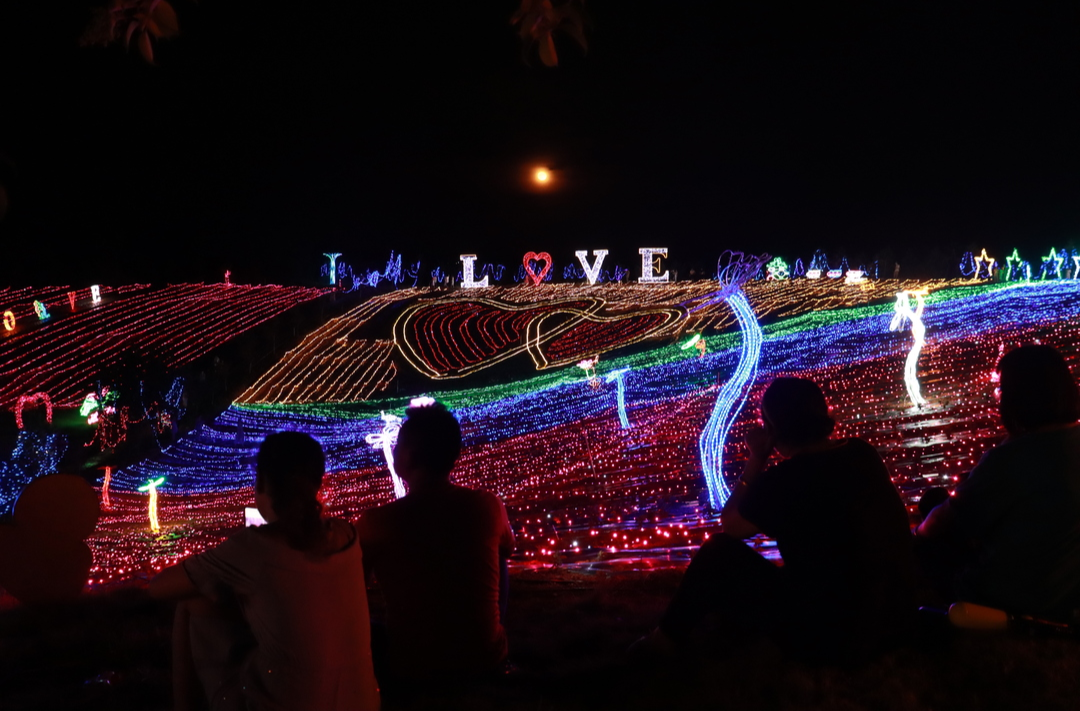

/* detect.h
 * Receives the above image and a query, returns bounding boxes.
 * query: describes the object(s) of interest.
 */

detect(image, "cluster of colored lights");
[239,279,954,407]
[73,279,1080,587]
[0,283,328,410]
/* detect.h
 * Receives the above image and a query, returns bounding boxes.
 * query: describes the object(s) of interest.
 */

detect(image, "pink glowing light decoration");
[101,466,113,510]
[15,392,53,430]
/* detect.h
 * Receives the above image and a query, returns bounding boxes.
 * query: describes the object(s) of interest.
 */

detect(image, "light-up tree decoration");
[765,257,789,280]
[364,412,407,499]
[323,253,343,286]
[695,251,769,509]
[603,368,631,429]
[889,290,928,408]
[137,476,166,533]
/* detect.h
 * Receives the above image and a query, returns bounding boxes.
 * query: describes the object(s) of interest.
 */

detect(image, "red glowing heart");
[523,252,553,286]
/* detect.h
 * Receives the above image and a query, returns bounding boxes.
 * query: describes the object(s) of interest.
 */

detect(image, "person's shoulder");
[452,484,505,509]
[842,437,882,457]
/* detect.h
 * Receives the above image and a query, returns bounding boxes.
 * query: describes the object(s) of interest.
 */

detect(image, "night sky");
[1,1,1077,286]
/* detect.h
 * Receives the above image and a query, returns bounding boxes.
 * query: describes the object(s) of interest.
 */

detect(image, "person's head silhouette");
[997,345,1080,436]
[760,377,836,456]
[255,431,326,550]
[394,402,462,491]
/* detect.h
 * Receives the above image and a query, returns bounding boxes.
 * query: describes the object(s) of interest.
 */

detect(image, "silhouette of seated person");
[918,344,1080,621]
[149,432,379,711]
[357,401,515,684]
[649,377,916,661]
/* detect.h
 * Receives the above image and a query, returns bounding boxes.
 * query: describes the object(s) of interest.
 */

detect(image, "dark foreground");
[2,570,1079,710]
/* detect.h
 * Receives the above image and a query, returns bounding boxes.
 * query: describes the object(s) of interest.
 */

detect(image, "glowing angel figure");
[889,290,929,408]
[365,412,407,499]
[603,368,631,429]
[137,476,166,533]
[687,251,769,509]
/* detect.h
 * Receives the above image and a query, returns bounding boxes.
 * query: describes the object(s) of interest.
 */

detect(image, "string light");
[0,283,327,410]
[889,290,929,408]
[604,368,631,429]
[1042,248,1065,279]
[78,278,1080,587]
[33,300,50,321]
[364,412,407,499]
[15,392,53,429]
[0,430,67,515]
[323,253,342,286]
[101,467,113,510]
[638,248,670,284]
[459,255,489,289]
[137,477,166,533]
[522,252,554,286]
[766,258,789,280]
[575,250,610,285]
[974,249,996,280]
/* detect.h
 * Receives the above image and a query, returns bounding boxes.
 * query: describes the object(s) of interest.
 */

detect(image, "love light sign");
[460,249,668,288]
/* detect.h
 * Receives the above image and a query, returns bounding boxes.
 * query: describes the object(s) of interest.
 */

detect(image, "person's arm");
[916,497,957,539]
[721,425,772,539]
[148,563,200,601]
[496,499,514,621]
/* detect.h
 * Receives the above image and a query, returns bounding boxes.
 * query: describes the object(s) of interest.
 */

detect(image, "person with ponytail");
[150,432,380,711]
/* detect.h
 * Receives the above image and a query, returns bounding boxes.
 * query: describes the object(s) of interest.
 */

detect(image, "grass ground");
[2,569,1079,710]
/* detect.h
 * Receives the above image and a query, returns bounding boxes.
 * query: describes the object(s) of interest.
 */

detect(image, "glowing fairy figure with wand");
[889,289,929,408]
[686,251,769,509]
[365,412,408,499]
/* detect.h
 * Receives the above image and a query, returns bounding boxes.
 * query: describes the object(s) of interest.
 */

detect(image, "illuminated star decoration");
[136,476,166,533]
[694,251,769,508]
[1042,248,1065,279]
[889,290,929,408]
[973,249,996,280]
[363,412,407,499]
[1005,249,1024,281]
[603,368,631,429]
